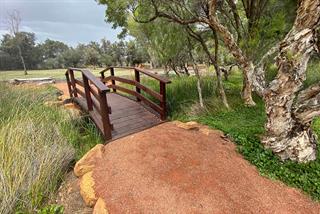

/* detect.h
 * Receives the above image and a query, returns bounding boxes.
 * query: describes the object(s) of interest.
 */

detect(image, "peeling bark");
[294,83,320,125]
[262,0,320,162]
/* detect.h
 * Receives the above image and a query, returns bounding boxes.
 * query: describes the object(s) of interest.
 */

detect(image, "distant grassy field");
[0,68,167,81]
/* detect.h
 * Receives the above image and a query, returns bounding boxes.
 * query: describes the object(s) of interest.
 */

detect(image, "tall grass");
[0,83,102,213]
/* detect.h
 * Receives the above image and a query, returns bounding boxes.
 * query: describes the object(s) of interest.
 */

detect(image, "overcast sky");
[0,0,120,46]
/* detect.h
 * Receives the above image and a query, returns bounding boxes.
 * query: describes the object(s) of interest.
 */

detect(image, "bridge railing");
[100,66,171,120]
[65,68,113,140]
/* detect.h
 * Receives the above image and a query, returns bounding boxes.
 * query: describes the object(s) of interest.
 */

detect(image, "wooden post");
[100,71,105,82]
[69,69,78,97]
[65,71,73,98]
[99,90,112,140]
[110,67,116,92]
[134,68,141,102]
[160,82,166,120]
[82,73,93,111]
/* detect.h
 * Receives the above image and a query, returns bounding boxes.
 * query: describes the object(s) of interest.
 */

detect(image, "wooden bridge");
[65,67,171,140]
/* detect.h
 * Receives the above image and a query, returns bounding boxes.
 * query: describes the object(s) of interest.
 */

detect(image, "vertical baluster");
[69,69,78,97]
[100,71,105,81]
[99,90,112,140]
[110,67,116,92]
[65,70,73,98]
[134,68,141,102]
[160,82,166,120]
[82,73,93,111]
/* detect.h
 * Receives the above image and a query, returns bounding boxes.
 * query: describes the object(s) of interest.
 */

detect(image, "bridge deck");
[65,67,170,140]
[76,92,162,140]
[108,93,162,139]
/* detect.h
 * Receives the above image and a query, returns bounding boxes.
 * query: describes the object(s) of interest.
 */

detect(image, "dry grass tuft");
[0,83,75,213]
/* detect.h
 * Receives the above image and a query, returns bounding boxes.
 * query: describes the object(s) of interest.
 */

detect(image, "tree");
[256,0,320,162]
[111,41,126,66]
[0,32,39,70]
[84,47,101,68]
[185,26,230,108]
[125,40,149,66]
[61,48,82,68]
[39,39,69,60]
[187,37,205,108]
[99,0,320,162]
[6,10,27,75]
[98,0,247,106]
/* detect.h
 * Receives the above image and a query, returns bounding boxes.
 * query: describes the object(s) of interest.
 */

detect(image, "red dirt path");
[82,122,320,214]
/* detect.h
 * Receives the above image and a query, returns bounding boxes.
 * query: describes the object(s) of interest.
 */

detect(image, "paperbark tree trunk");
[193,63,204,108]
[188,44,204,108]
[208,1,255,106]
[186,26,230,109]
[262,0,320,162]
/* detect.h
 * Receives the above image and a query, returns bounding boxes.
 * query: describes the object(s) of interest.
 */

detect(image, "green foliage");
[38,205,64,214]
[39,39,69,59]
[239,0,297,61]
[0,33,150,70]
[128,18,190,68]
[0,32,40,70]
[141,75,216,119]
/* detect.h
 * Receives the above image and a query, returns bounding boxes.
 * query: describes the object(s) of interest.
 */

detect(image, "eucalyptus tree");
[128,18,191,75]
[125,40,149,66]
[6,10,27,75]
[98,0,252,105]
[39,39,69,60]
[99,0,320,162]
[127,17,213,107]
[0,32,39,70]
[185,25,229,108]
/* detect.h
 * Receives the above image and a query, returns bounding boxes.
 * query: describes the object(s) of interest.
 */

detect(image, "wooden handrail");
[69,68,109,92]
[100,66,171,120]
[65,66,171,140]
[65,68,112,140]
[134,67,171,84]
[100,66,171,84]
[102,76,163,101]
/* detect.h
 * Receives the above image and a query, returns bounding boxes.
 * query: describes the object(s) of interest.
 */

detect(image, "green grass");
[0,83,103,213]
[0,68,167,81]
[142,63,320,201]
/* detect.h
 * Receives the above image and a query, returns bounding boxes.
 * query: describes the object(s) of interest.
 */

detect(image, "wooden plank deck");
[108,93,162,139]
[75,92,162,140]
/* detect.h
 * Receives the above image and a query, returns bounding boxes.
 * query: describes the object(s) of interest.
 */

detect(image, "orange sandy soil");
[76,122,320,214]
[54,82,70,95]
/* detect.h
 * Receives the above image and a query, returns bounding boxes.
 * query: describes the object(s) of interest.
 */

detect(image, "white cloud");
[0,0,121,45]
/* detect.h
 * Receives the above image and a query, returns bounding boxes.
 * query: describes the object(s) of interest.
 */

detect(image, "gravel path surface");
[79,122,320,214]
